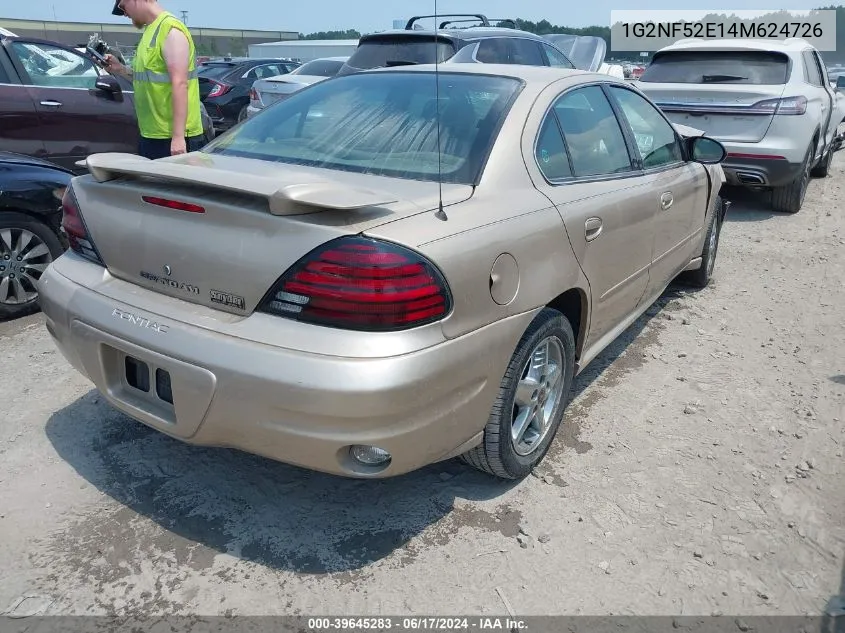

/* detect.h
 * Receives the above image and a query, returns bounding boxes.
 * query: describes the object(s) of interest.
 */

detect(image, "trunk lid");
[72,153,472,315]
[638,49,790,143]
[639,84,787,143]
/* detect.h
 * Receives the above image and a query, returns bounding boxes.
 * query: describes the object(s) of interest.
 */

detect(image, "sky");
[1,0,828,33]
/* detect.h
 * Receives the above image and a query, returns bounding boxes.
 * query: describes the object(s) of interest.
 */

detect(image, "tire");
[460,308,576,480]
[679,195,724,289]
[0,212,64,320]
[771,143,812,214]
[237,106,249,124]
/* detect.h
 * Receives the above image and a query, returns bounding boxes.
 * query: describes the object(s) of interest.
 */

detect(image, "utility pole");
[180,10,189,24]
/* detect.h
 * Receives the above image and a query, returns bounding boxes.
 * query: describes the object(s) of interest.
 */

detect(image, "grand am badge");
[210,289,246,310]
[140,270,200,294]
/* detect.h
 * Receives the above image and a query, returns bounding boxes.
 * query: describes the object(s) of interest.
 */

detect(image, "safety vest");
[132,11,203,140]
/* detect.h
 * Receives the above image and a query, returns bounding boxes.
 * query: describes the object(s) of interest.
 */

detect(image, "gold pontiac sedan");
[37,64,727,480]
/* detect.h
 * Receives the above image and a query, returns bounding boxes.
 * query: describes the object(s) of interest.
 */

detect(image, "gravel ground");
[1,155,843,619]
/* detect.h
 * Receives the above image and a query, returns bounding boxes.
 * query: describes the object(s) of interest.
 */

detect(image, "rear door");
[637,49,790,143]
[529,83,658,349]
[0,42,46,160]
[6,39,137,171]
[804,49,837,155]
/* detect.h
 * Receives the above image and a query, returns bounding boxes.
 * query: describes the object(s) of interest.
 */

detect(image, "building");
[248,39,359,62]
[0,17,297,58]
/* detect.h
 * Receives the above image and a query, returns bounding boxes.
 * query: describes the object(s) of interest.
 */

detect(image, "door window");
[608,86,683,169]
[10,42,98,89]
[542,43,573,68]
[476,38,513,64]
[0,61,9,83]
[802,51,823,86]
[552,85,633,177]
[535,115,573,180]
[510,39,544,66]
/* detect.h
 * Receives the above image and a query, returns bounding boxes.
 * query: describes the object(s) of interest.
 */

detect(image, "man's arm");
[162,28,191,155]
[104,54,132,79]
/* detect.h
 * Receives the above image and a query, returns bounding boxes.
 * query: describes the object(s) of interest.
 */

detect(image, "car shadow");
[721,186,779,222]
[43,284,688,575]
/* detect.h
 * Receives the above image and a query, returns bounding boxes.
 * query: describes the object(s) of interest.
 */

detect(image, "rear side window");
[0,60,9,83]
[639,51,789,84]
[342,36,456,71]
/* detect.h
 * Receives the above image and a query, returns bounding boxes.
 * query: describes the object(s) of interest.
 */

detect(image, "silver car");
[247,57,348,119]
[637,38,845,213]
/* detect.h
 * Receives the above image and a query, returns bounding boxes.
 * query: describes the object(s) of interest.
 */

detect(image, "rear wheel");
[771,143,812,214]
[0,212,63,320]
[460,308,575,480]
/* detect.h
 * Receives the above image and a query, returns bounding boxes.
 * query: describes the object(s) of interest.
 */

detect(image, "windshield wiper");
[701,74,748,82]
[385,60,419,67]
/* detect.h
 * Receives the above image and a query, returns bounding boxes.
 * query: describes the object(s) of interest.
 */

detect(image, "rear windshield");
[292,59,345,77]
[339,36,457,73]
[198,63,236,79]
[203,71,522,185]
[639,51,789,84]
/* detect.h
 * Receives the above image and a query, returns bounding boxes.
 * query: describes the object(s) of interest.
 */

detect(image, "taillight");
[61,187,104,266]
[258,236,452,331]
[207,81,231,98]
[752,95,808,115]
[249,87,258,100]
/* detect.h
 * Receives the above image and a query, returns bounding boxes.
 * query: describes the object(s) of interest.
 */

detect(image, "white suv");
[638,38,845,213]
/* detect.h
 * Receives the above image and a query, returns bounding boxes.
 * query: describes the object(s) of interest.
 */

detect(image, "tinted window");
[639,51,789,84]
[553,86,633,177]
[11,42,97,88]
[340,36,456,72]
[0,61,9,83]
[511,39,544,66]
[542,43,574,68]
[198,63,237,79]
[535,115,572,180]
[609,86,683,169]
[292,59,344,77]
[802,51,823,86]
[476,38,513,64]
[247,64,288,80]
[205,72,521,185]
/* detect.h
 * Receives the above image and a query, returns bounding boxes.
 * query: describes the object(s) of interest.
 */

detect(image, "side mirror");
[95,75,121,95]
[688,136,726,164]
[836,75,845,91]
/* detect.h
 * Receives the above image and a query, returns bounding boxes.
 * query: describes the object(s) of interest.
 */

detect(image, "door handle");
[660,192,673,210]
[40,100,62,107]
[585,217,603,242]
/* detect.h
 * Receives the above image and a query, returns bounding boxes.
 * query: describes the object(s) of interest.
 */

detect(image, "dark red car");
[0,34,214,174]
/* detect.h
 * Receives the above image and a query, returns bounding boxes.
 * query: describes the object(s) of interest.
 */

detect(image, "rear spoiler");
[83,153,398,215]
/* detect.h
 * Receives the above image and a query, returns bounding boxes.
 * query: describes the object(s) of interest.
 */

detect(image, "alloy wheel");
[0,228,53,307]
[511,336,566,456]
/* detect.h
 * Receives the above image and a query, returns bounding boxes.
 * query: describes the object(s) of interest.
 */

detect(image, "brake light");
[142,196,205,213]
[61,187,104,266]
[249,87,257,100]
[752,95,807,115]
[207,81,231,98]
[258,236,452,331]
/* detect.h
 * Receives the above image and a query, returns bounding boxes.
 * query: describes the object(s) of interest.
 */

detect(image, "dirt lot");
[1,156,843,619]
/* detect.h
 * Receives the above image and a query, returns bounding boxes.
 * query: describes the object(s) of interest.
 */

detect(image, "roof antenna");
[433,0,448,221]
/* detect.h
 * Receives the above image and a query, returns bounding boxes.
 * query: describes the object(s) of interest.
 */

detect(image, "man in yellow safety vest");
[105,0,204,159]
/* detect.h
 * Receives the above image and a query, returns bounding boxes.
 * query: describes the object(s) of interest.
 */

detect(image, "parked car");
[0,151,72,319]
[197,57,301,130]
[39,64,727,481]
[336,13,578,75]
[246,56,349,119]
[637,38,845,213]
[0,34,215,174]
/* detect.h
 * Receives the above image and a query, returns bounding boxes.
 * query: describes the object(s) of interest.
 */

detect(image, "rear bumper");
[37,255,533,478]
[720,154,804,188]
